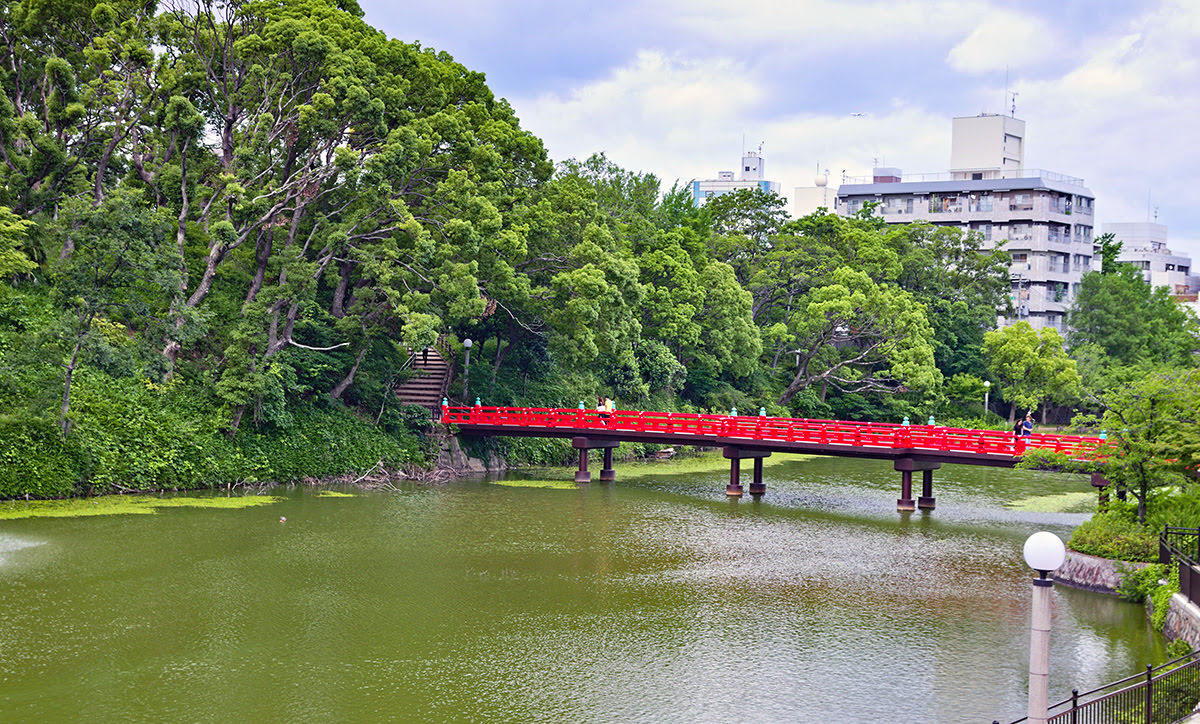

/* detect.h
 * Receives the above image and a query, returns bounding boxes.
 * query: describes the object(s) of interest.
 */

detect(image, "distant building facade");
[1104,221,1200,295]
[793,169,837,217]
[692,150,781,205]
[835,114,1096,331]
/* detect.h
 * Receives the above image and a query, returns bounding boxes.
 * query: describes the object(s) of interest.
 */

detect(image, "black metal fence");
[1161,526,1200,608]
[995,651,1200,723]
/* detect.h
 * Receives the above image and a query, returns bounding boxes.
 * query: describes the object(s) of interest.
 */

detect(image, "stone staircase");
[394,348,451,412]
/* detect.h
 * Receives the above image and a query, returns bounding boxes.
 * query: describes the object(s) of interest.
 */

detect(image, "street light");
[1023,531,1067,724]
[462,338,472,404]
[983,380,991,417]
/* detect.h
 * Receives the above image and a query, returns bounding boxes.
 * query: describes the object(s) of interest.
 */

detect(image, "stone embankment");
[437,435,505,475]
[1053,549,1146,593]
[1163,594,1200,651]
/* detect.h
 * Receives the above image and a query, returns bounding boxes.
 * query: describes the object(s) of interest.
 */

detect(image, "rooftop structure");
[692,149,782,205]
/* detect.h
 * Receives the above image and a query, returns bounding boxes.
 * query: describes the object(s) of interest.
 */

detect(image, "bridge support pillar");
[1091,472,1115,507]
[572,437,620,484]
[724,447,771,497]
[894,458,940,512]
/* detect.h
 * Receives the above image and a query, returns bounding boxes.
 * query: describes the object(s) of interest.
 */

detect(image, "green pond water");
[0,453,1166,722]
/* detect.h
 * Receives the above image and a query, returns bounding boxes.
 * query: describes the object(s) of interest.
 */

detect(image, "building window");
[929,193,962,214]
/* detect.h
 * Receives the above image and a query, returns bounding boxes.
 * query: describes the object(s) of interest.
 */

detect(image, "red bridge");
[441,405,1104,512]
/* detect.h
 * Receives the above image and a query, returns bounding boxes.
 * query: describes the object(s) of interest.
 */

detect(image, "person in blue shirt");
[1021,413,1034,436]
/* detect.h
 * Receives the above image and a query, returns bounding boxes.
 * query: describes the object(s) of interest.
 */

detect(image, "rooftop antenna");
[1010,91,1018,117]
[1154,206,1159,222]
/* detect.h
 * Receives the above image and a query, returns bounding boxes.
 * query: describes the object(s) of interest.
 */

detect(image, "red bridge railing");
[441,405,1104,459]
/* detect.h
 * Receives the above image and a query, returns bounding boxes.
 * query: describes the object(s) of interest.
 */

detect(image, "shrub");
[1150,564,1180,631]
[1146,486,1200,529]
[1166,638,1192,660]
[1116,562,1165,603]
[1068,510,1158,562]
[0,413,86,498]
[231,405,419,484]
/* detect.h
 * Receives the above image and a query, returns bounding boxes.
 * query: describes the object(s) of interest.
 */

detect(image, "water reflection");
[0,454,1164,723]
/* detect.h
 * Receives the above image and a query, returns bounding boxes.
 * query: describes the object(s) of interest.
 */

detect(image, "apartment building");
[1105,221,1200,295]
[692,149,781,205]
[835,114,1096,331]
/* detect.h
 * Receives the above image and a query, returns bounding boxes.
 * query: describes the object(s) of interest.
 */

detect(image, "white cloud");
[945,11,1058,73]
[516,51,767,184]
[666,0,989,50]
[502,0,1200,260]
[1008,1,1200,257]
[513,52,952,204]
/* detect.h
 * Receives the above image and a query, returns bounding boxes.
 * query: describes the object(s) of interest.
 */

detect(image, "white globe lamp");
[1022,531,1066,724]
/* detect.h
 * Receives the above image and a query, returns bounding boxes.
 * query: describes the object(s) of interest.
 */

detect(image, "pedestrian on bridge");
[1021,413,1034,437]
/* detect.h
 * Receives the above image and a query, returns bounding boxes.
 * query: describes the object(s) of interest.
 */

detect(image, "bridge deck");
[442,406,1103,467]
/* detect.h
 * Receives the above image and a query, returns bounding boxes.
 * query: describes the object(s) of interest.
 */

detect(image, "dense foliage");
[0,0,1196,500]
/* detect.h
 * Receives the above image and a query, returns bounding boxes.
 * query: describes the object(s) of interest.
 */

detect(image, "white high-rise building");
[692,149,782,205]
[835,114,1096,331]
[1105,222,1199,295]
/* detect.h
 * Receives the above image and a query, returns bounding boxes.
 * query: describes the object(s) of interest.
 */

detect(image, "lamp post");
[1023,531,1067,724]
[983,380,991,417]
[462,338,472,404]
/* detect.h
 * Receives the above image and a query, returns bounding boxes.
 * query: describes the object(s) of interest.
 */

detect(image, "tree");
[777,267,939,405]
[1068,265,1198,370]
[1093,368,1200,523]
[984,322,1081,422]
[1095,232,1123,275]
[48,192,179,435]
[888,223,1010,379]
[0,206,36,278]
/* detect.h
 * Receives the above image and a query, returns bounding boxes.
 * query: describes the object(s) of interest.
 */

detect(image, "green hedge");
[2,368,424,498]
[230,407,418,484]
[0,413,85,498]
[1068,510,1159,562]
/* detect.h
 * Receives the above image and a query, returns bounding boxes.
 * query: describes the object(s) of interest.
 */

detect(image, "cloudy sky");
[361,0,1200,259]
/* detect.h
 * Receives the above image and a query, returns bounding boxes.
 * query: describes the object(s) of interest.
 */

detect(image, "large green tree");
[1068,264,1198,371]
[1093,368,1200,522]
[984,322,1081,422]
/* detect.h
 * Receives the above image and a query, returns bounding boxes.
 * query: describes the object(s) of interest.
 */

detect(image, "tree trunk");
[492,337,509,381]
[244,227,273,306]
[163,139,193,378]
[330,346,369,401]
[60,336,83,437]
[331,259,353,318]
[228,404,246,437]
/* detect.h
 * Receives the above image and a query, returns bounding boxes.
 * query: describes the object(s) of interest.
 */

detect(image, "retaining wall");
[1164,593,1200,651]
[1054,549,1147,594]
